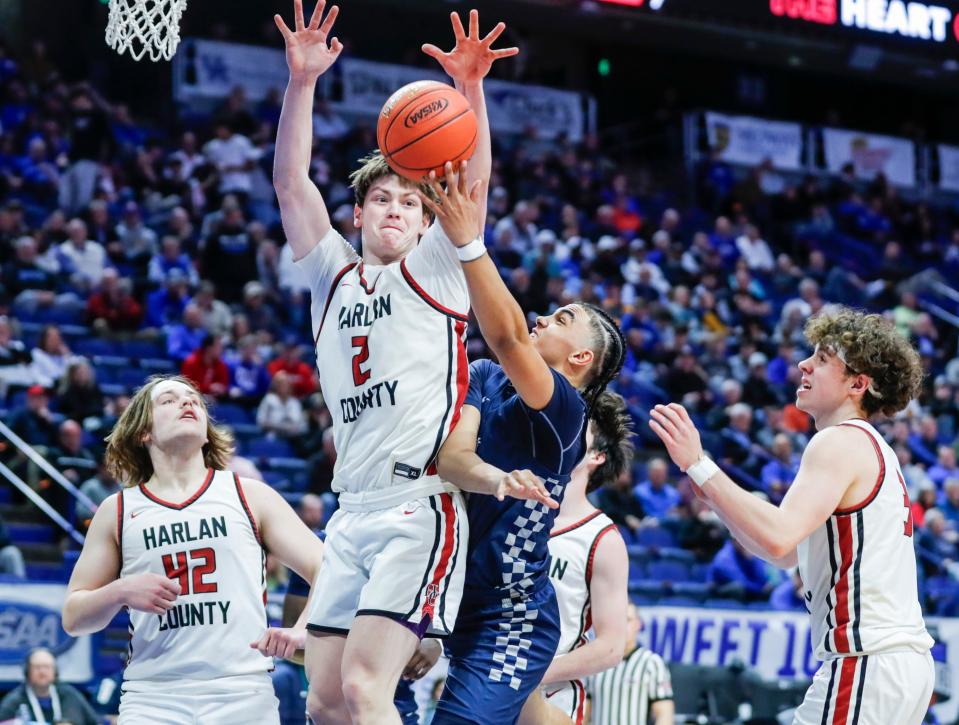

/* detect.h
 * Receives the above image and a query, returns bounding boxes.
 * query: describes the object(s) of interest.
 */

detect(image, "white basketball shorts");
[119,674,279,725]
[793,650,934,725]
[307,490,467,637]
[543,680,587,724]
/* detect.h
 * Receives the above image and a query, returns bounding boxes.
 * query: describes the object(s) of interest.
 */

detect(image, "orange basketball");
[377,81,478,182]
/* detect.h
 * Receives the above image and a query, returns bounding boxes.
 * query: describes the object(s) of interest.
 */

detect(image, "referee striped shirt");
[587,646,673,725]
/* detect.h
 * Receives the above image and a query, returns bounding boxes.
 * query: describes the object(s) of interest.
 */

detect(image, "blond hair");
[348,151,439,217]
[804,306,923,417]
[104,375,235,486]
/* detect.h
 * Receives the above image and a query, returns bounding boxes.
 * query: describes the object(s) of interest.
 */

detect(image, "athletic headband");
[831,345,884,400]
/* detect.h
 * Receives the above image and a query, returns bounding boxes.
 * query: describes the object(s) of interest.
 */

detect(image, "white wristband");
[455,236,487,263]
[685,455,720,488]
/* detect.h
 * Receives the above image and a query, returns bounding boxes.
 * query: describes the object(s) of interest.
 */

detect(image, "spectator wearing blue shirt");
[760,434,800,505]
[909,415,942,468]
[165,304,206,362]
[633,457,681,520]
[915,509,959,580]
[938,480,959,529]
[148,235,198,287]
[708,536,776,601]
[144,268,190,328]
[766,341,795,388]
[928,446,959,489]
[229,335,271,405]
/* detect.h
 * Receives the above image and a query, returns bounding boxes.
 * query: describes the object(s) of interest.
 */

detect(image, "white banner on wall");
[0,582,92,682]
[822,127,916,187]
[173,40,589,140]
[938,145,959,193]
[705,112,804,170]
[641,606,958,721]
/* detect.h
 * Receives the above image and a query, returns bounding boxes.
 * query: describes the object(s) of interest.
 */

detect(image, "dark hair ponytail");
[580,302,627,413]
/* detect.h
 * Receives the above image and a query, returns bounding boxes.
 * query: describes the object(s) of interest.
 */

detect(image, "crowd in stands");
[2,35,959,626]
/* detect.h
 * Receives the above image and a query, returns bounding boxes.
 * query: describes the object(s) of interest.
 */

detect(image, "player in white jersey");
[272,2,517,722]
[649,306,934,725]
[62,376,324,725]
[518,392,633,725]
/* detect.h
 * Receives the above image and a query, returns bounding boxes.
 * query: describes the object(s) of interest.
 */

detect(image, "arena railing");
[0,418,96,544]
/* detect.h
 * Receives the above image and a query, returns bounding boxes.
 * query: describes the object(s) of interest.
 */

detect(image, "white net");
[105,0,189,62]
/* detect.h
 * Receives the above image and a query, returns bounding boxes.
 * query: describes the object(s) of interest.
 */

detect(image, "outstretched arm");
[423,10,518,228]
[421,165,556,410]
[273,0,343,260]
[649,403,865,559]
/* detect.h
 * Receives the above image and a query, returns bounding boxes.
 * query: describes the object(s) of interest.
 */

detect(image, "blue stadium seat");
[211,403,254,425]
[320,492,338,526]
[671,582,711,601]
[657,546,696,564]
[116,368,150,389]
[261,470,291,491]
[8,523,54,544]
[626,544,651,563]
[659,595,700,607]
[247,437,296,459]
[139,357,177,373]
[120,339,166,359]
[264,456,308,472]
[629,579,670,599]
[633,525,677,548]
[704,598,748,610]
[647,560,693,583]
[75,338,121,358]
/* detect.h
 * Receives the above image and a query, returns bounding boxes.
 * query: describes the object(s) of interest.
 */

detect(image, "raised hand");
[497,469,559,510]
[419,161,484,247]
[648,403,705,472]
[274,0,343,79]
[422,9,519,83]
[121,573,180,615]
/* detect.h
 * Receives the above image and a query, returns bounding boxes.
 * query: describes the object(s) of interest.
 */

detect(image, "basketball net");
[105,0,188,62]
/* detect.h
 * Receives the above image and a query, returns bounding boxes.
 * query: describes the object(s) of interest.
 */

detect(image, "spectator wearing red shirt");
[86,268,143,335]
[181,334,228,398]
[267,338,316,399]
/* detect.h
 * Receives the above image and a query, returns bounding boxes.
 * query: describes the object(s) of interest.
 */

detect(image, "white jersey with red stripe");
[797,419,933,661]
[296,225,469,512]
[543,510,619,724]
[118,469,271,687]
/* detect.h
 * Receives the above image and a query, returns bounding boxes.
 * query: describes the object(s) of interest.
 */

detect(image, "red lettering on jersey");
[351,336,371,386]
[897,471,914,537]
[161,551,189,593]
[190,547,218,593]
[162,548,219,594]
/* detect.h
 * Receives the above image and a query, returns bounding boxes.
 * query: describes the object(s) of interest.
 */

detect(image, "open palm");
[422,9,519,83]
[274,0,343,79]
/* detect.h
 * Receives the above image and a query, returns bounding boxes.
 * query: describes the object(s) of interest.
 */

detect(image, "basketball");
[377,80,478,181]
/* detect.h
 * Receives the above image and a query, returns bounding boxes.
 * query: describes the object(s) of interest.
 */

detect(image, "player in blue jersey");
[420,166,627,724]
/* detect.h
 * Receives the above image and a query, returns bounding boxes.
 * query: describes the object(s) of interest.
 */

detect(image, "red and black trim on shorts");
[402,492,459,636]
[820,655,868,724]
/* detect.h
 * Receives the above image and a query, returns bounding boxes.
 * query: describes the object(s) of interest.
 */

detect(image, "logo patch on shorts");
[393,462,422,480]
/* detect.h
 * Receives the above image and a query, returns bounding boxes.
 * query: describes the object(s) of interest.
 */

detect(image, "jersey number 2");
[162,547,218,594]
[351,336,371,386]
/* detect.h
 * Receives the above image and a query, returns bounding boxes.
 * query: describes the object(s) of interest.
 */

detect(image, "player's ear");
[849,373,871,398]
[590,450,606,468]
[568,347,594,372]
[353,204,362,229]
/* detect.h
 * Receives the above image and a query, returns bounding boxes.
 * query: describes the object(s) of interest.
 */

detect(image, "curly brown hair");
[348,151,439,219]
[804,306,923,418]
[104,375,235,486]
[586,391,635,493]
